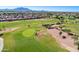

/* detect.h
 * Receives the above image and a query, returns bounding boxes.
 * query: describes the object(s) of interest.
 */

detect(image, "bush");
[77,44,79,50]
[72,34,79,40]
[59,31,62,35]
[62,28,71,32]
[62,36,66,39]
[0,33,3,37]
[74,40,79,50]
[0,29,2,31]
[42,24,52,28]
[59,25,65,29]
[56,22,61,25]
[68,32,74,36]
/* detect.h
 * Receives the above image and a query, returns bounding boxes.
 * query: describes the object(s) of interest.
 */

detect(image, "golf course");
[0,19,66,52]
[0,18,79,52]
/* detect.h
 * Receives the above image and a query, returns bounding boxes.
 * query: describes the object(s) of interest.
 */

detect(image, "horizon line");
[0,6,79,12]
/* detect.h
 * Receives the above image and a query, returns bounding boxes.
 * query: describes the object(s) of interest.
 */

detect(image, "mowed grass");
[23,29,35,37]
[0,19,59,29]
[1,19,67,52]
[64,19,79,35]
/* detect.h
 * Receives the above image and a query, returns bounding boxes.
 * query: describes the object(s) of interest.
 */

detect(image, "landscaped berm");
[0,19,79,52]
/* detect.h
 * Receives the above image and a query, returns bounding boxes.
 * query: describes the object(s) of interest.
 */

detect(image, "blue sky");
[0,6,79,12]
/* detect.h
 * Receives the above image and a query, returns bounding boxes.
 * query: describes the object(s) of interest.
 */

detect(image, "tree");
[0,33,3,37]
[55,15,65,24]
[47,12,53,18]
[75,39,79,50]
[68,15,75,20]
[59,31,62,35]
[59,16,65,24]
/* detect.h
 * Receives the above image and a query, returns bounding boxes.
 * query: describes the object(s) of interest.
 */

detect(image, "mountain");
[0,7,32,12]
[0,7,48,13]
[13,7,32,12]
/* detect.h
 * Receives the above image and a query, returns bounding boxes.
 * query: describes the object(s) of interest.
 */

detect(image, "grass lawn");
[64,20,79,35]
[1,19,67,52]
[23,29,35,37]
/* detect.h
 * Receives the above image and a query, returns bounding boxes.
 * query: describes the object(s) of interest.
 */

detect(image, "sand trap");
[47,28,78,52]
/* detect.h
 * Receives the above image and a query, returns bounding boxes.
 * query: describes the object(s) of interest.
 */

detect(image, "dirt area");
[0,27,20,34]
[47,28,78,52]
[36,30,46,37]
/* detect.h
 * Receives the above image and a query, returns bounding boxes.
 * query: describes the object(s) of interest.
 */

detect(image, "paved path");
[0,38,3,52]
[47,28,78,52]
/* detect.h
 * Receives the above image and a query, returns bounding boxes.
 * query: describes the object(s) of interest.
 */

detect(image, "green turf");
[0,19,68,52]
[64,20,79,35]
[23,29,35,37]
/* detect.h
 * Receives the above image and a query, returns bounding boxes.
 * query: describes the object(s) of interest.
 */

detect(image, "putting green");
[22,29,35,37]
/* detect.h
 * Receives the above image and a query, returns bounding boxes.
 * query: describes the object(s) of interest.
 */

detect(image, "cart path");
[0,27,20,34]
[47,28,78,52]
[0,38,3,52]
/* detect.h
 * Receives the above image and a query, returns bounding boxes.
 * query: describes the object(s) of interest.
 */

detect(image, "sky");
[0,6,79,12]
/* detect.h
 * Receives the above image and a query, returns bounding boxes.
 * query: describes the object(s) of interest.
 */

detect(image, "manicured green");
[23,29,35,37]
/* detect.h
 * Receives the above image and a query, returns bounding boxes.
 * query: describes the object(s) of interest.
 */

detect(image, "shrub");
[74,40,79,50]
[59,31,62,35]
[0,33,3,37]
[62,28,71,32]
[68,32,74,36]
[62,36,66,39]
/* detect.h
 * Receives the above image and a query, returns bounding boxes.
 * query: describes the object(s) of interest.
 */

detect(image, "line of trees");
[0,12,79,22]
